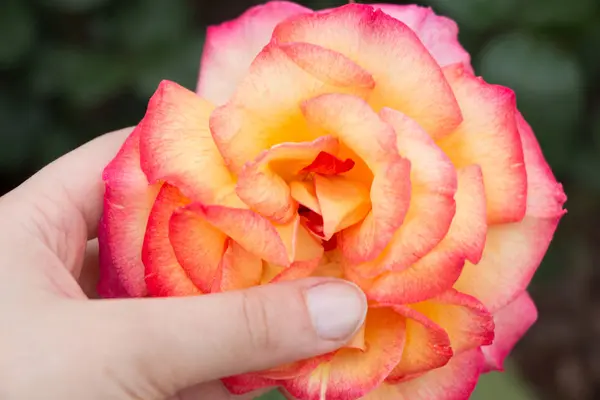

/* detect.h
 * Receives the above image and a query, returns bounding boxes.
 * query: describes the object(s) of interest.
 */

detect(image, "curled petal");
[214,241,263,292]
[169,207,227,293]
[302,94,411,261]
[454,114,566,311]
[372,4,473,72]
[363,349,485,400]
[182,203,322,266]
[139,80,233,203]
[222,373,277,395]
[283,308,406,400]
[515,112,566,220]
[387,306,452,381]
[274,3,463,139]
[301,151,355,175]
[236,135,339,223]
[438,64,527,224]
[197,0,312,105]
[259,354,333,381]
[482,291,537,372]
[142,184,199,297]
[356,165,486,303]
[314,175,371,240]
[210,41,375,173]
[363,108,457,274]
[99,129,159,297]
[290,180,320,213]
[414,289,495,354]
[263,257,321,284]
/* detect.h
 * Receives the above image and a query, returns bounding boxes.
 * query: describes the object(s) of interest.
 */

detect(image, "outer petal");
[283,308,406,400]
[210,41,375,173]
[169,207,228,293]
[138,80,232,203]
[363,349,485,400]
[454,113,566,311]
[482,291,537,372]
[222,373,277,395]
[414,289,495,354]
[372,4,473,72]
[236,135,339,223]
[437,64,527,224]
[302,94,411,262]
[142,184,199,297]
[354,166,486,304]
[197,1,312,105]
[273,3,463,139]
[98,128,160,298]
[387,306,452,381]
[182,203,322,266]
[361,108,457,275]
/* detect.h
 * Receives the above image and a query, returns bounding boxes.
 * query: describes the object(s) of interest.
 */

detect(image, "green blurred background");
[1,0,598,398]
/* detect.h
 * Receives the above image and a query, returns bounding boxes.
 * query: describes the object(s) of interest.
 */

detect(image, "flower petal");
[283,308,406,400]
[182,203,322,266]
[290,180,320,213]
[197,0,312,105]
[362,108,457,274]
[264,257,321,284]
[214,240,263,292]
[236,135,339,223]
[98,129,160,298]
[414,289,495,354]
[273,3,463,139]
[142,184,199,297]
[222,373,277,395]
[363,349,484,400]
[139,80,232,203]
[437,64,527,224]
[386,306,452,382]
[372,4,473,72]
[314,175,371,240]
[302,94,411,262]
[454,113,566,312]
[169,207,227,293]
[301,151,355,175]
[356,165,486,304]
[209,41,375,173]
[482,291,537,372]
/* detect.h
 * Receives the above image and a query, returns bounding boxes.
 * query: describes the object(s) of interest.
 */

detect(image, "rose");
[97,2,566,399]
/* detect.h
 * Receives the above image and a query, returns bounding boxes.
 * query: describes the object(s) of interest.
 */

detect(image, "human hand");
[0,128,367,400]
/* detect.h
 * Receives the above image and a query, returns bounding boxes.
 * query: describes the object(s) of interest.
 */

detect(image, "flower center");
[295,150,367,250]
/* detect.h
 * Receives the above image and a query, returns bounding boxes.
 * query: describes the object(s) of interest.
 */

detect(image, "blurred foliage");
[1,0,599,398]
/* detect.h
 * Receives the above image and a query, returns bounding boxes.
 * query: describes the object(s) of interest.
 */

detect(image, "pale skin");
[0,128,367,400]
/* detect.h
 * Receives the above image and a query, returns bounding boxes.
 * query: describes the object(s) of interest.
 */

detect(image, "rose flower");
[97,2,567,399]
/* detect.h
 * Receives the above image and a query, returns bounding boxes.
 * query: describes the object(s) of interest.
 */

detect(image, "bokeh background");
[1,0,598,398]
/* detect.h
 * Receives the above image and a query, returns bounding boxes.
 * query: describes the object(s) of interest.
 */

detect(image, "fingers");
[76,278,367,397]
[0,128,132,272]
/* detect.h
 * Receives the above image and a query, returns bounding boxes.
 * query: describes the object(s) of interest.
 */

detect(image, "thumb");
[78,277,367,396]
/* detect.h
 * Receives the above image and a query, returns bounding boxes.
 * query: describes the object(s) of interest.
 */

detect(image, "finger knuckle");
[240,291,274,353]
